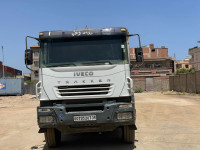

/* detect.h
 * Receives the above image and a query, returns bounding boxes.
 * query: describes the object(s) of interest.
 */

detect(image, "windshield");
[40,36,128,68]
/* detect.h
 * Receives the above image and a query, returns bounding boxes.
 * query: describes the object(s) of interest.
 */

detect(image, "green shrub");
[25,80,37,85]
[176,67,196,75]
[134,88,143,93]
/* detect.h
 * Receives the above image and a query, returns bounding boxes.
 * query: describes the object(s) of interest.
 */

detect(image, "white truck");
[25,27,143,147]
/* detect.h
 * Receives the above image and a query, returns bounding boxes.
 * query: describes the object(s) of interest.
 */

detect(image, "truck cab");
[25,27,143,147]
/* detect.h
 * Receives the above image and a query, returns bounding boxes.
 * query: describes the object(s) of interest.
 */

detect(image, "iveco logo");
[74,71,94,77]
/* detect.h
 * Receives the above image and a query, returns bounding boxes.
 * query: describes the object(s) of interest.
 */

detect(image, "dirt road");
[0,93,200,150]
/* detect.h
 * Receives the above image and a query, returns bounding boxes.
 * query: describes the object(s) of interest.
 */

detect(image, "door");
[146,78,154,91]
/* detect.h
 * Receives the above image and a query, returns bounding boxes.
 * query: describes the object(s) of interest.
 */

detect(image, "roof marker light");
[121,28,126,32]
[39,32,44,36]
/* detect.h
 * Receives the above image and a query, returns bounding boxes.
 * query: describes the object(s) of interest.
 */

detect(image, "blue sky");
[0,0,199,73]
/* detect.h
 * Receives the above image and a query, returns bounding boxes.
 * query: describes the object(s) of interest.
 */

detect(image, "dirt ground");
[0,92,200,150]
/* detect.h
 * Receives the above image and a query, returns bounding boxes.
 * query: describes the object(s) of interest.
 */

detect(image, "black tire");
[44,128,61,148]
[123,126,135,143]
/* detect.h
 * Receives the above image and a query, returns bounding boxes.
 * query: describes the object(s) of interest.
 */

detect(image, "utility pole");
[173,53,176,74]
[2,46,5,78]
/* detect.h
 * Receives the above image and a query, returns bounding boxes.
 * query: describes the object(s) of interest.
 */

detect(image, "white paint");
[38,64,131,100]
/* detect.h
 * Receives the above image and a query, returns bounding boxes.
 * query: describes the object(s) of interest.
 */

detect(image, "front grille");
[56,84,112,97]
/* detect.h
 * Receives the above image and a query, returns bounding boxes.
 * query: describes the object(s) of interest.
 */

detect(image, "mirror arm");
[26,36,39,50]
[129,34,144,67]
[128,34,142,48]
[25,36,39,72]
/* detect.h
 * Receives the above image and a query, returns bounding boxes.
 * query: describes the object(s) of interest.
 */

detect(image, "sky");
[0,0,199,73]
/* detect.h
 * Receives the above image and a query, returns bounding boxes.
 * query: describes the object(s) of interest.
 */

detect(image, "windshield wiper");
[81,60,112,65]
[46,63,76,67]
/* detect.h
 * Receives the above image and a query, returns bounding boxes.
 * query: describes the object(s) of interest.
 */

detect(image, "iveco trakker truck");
[25,27,143,147]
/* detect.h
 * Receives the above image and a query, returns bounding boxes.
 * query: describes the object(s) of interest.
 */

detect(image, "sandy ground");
[0,92,200,150]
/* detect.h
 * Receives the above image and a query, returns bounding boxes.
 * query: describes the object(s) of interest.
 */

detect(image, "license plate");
[74,115,96,122]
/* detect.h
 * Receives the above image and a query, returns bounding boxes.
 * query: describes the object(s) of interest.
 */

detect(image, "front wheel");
[44,128,61,148]
[123,126,135,143]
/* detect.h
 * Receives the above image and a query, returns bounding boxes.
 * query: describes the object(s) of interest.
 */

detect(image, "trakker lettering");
[61,79,111,84]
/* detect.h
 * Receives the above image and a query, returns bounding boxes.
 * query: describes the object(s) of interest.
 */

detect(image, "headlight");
[117,112,132,120]
[39,116,53,123]
[118,104,132,108]
[38,108,51,112]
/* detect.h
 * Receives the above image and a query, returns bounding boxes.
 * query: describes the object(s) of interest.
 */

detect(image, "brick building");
[189,44,200,70]
[130,43,174,77]
[129,43,174,91]
[30,45,39,81]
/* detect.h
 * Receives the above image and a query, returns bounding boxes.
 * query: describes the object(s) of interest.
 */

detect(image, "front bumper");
[37,99,136,134]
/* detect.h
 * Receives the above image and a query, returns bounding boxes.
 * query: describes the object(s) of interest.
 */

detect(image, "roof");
[189,46,199,51]
[39,27,128,40]
[30,45,40,48]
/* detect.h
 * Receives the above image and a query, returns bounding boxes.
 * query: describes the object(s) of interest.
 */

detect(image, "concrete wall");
[186,73,196,93]
[24,85,36,95]
[153,77,169,91]
[133,78,146,91]
[196,71,200,94]
[169,76,174,91]
[180,74,187,92]
[174,76,180,92]
[133,76,169,91]
[169,71,200,94]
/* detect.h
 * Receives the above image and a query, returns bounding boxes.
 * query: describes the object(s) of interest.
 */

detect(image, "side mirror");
[25,49,33,65]
[135,48,143,62]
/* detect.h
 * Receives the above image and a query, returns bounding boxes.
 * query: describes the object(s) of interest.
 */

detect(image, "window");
[154,63,161,68]
[185,65,189,68]
[34,61,39,67]
[35,71,38,77]
[34,51,39,57]
[145,63,152,68]
[151,49,155,52]
[176,64,182,69]
[192,55,194,59]
[40,36,128,68]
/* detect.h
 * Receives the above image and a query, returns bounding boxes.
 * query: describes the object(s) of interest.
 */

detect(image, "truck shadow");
[42,128,136,150]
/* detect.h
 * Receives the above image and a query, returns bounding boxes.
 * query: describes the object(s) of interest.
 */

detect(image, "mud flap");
[128,125,137,130]
[38,128,47,133]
